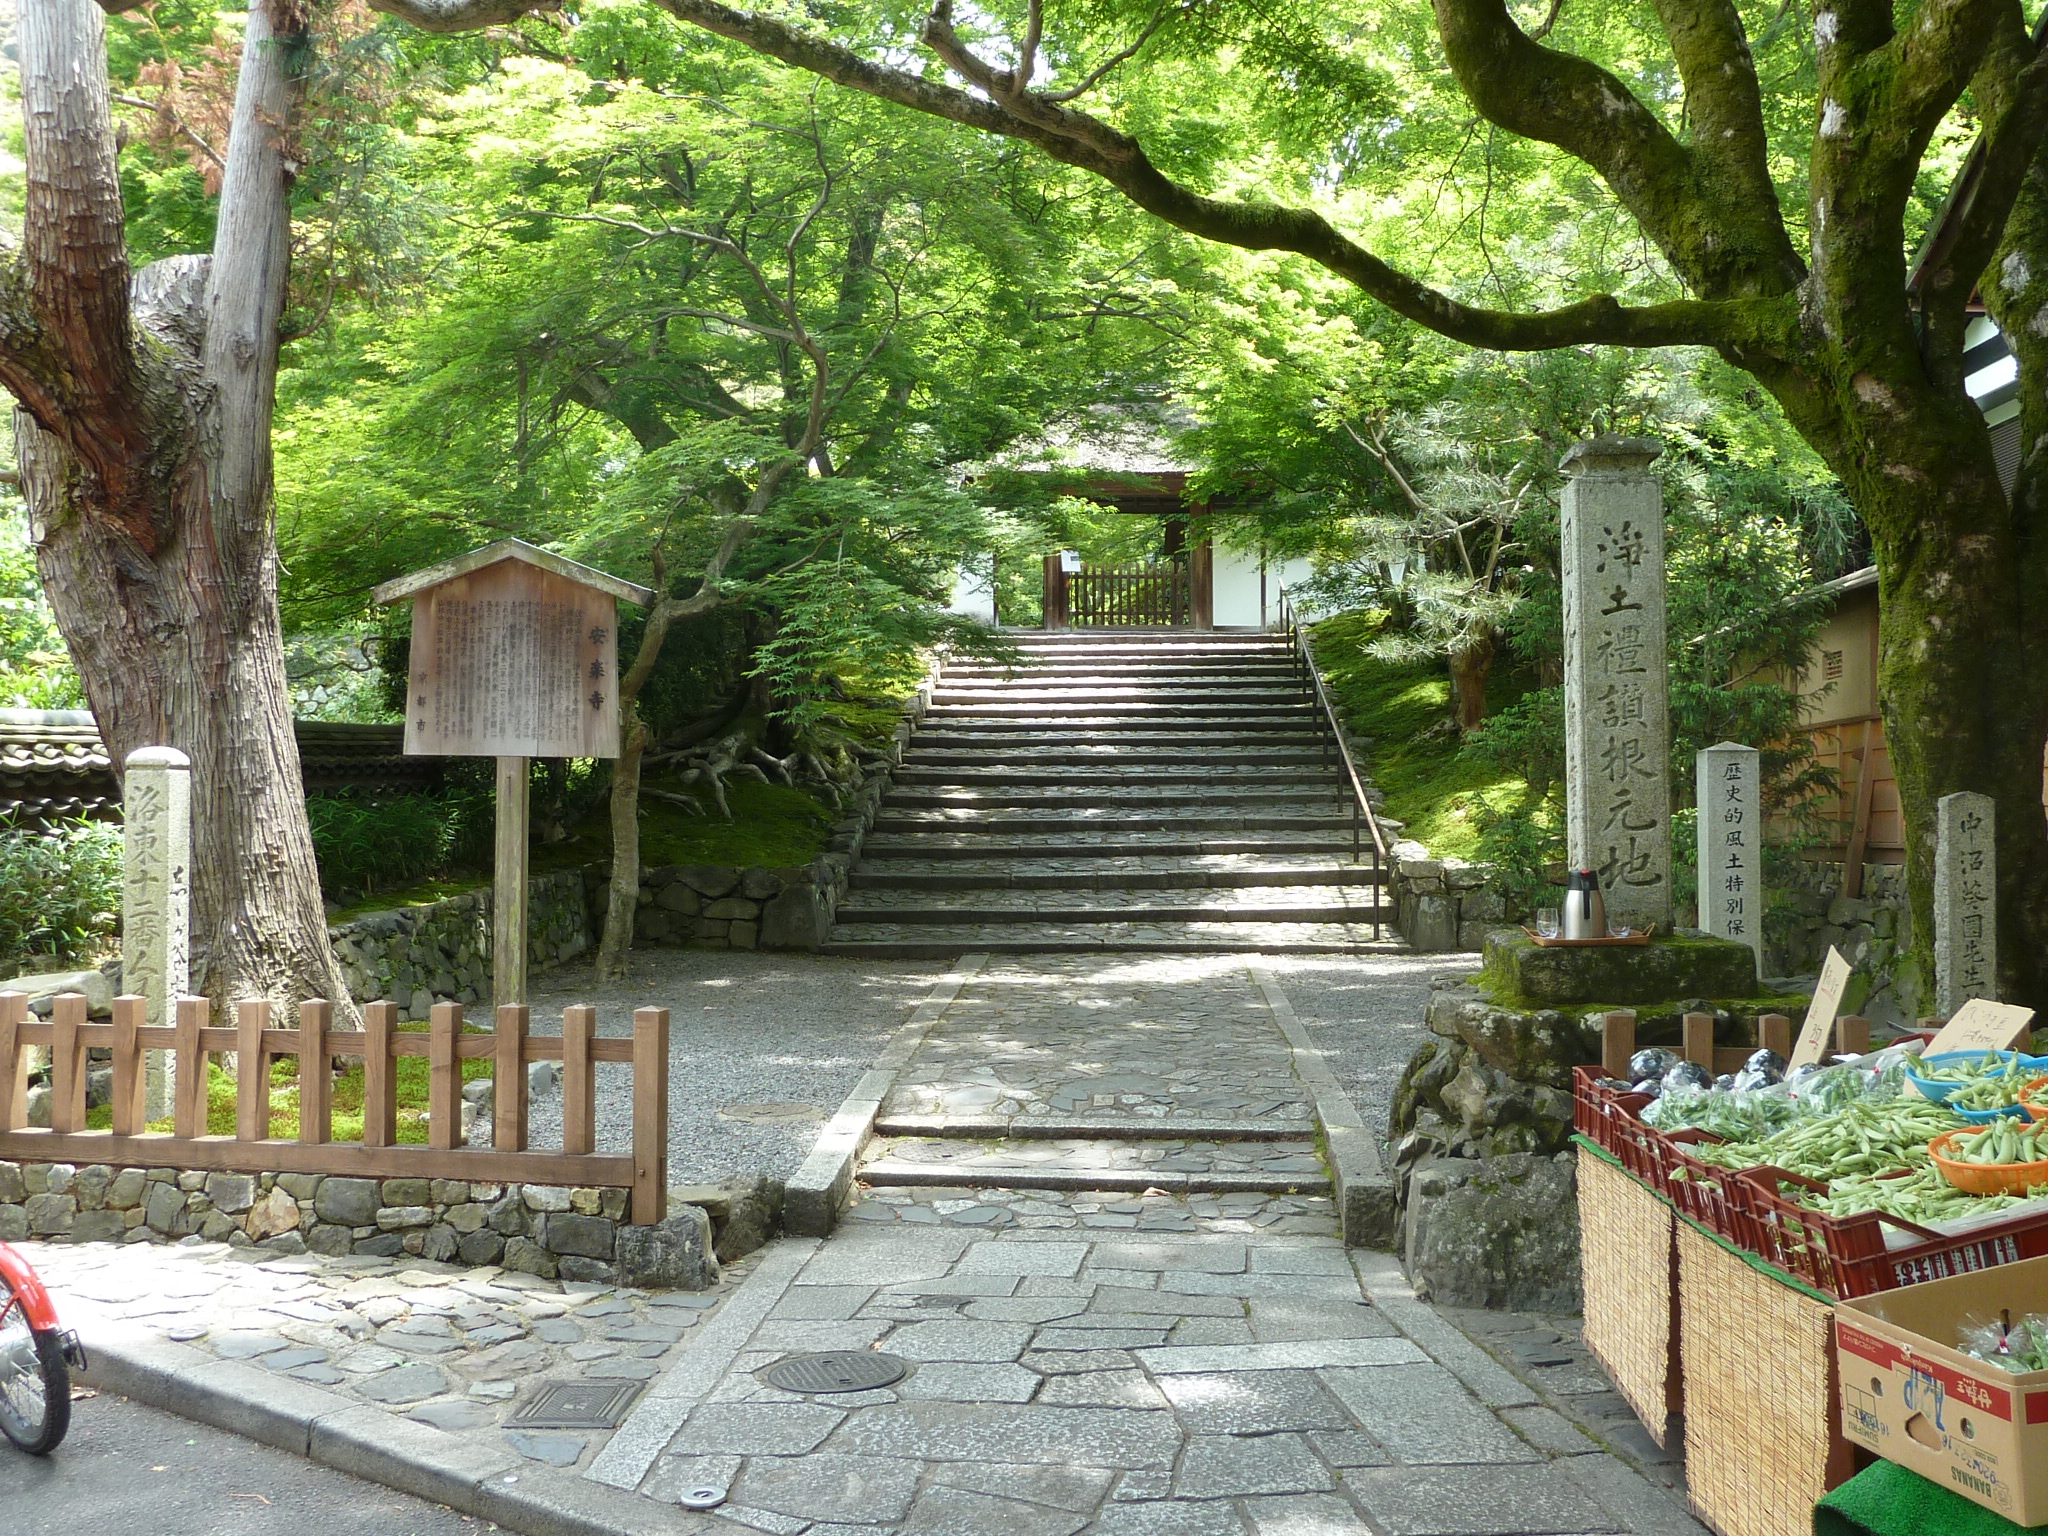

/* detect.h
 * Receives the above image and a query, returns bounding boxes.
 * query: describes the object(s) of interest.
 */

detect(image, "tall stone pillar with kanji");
[1560,437,1673,930]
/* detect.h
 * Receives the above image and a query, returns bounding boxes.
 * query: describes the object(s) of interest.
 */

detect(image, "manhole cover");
[763,1351,909,1394]
[507,1380,645,1429]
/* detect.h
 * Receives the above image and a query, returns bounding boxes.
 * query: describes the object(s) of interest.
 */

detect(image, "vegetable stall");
[1576,1001,2048,1536]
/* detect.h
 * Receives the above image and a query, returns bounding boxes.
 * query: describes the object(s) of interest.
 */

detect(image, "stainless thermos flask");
[1561,868,1608,941]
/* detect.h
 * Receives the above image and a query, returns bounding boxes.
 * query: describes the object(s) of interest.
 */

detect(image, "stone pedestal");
[122,746,191,1120]
[1561,437,1672,929]
[1697,743,1763,964]
[1479,930,1758,1007]
[1935,790,1997,1013]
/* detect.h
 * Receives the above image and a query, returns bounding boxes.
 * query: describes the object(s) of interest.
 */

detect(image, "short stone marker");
[1561,437,1672,929]
[1696,742,1762,961]
[122,745,191,1119]
[1935,790,1997,1013]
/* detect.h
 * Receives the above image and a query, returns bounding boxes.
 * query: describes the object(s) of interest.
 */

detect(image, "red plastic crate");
[1663,1135,1758,1250]
[1738,1165,2048,1299]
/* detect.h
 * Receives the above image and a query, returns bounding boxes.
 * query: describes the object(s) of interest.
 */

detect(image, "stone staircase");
[823,630,1402,957]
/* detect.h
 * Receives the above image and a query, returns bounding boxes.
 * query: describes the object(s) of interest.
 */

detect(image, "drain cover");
[763,1350,909,1394]
[507,1380,645,1429]
[677,1486,727,1510]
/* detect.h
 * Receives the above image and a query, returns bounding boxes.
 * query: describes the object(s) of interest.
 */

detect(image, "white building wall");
[947,560,997,625]
[1211,547,1312,628]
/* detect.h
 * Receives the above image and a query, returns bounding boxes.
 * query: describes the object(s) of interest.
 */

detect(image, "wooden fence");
[0,992,669,1224]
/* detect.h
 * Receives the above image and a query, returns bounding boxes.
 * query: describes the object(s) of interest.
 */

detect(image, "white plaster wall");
[1211,548,1312,628]
[947,561,997,625]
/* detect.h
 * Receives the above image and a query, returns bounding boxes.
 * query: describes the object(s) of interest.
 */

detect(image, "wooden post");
[1841,736,1878,900]
[0,992,27,1132]
[235,999,272,1140]
[50,992,87,1133]
[494,754,530,1008]
[1042,554,1069,629]
[1682,1011,1715,1070]
[429,1001,463,1150]
[112,994,147,1136]
[1838,1015,1871,1058]
[562,1004,596,1156]
[1601,1010,1638,1080]
[362,1001,397,1148]
[631,1006,669,1224]
[174,996,208,1138]
[300,1000,332,1145]
[495,1003,529,1152]
[1191,539,1214,630]
[1760,1012,1795,1061]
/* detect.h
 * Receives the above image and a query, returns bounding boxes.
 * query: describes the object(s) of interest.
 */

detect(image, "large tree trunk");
[9,0,350,1013]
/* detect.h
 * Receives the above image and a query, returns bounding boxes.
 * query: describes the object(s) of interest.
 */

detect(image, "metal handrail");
[1276,585,1389,938]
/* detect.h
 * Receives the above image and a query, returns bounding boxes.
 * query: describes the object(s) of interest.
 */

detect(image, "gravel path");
[1257,951,1482,1149]
[523,950,948,1183]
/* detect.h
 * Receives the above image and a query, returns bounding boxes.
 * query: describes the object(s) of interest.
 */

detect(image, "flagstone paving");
[877,955,1315,1128]
[581,1220,1708,1536]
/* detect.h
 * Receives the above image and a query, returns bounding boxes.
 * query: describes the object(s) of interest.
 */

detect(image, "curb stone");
[780,953,989,1235]
[79,1321,713,1536]
[1250,960,1398,1248]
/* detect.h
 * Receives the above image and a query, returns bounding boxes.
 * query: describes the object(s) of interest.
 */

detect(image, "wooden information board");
[1789,947,1853,1071]
[375,541,653,1005]
[404,561,621,760]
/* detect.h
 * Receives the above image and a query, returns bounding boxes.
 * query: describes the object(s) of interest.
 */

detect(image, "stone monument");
[1935,790,1997,1014]
[1561,437,1672,929]
[1697,743,1763,962]
[123,745,190,1119]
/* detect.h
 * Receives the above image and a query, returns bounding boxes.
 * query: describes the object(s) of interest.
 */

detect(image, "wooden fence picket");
[0,988,669,1223]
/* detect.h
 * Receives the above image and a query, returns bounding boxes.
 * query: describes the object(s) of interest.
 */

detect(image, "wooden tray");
[1522,926,1656,947]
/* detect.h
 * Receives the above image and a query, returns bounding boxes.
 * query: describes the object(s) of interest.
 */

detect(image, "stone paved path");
[18,1234,754,1473]
[585,1220,1707,1536]
[879,956,1312,1129]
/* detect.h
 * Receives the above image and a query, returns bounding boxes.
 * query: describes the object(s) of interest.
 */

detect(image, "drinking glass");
[1535,907,1560,939]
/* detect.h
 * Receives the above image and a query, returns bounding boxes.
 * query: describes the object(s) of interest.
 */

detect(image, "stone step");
[858,833,1371,858]
[935,675,1303,690]
[883,786,1343,810]
[928,700,1308,717]
[872,1115,1315,1140]
[891,766,1332,786]
[929,690,1308,708]
[856,1135,1332,1195]
[820,919,1402,955]
[908,733,1328,752]
[834,886,1395,923]
[903,748,1330,768]
[851,856,1385,890]
[869,810,1358,834]
[914,716,1322,734]
[943,664,1304,681]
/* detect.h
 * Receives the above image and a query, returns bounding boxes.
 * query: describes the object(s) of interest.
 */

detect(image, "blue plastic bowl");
[1905,1050,2048,1115]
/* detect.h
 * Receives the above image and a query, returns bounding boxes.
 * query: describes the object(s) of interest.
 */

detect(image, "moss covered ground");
[1311,610,1545,859]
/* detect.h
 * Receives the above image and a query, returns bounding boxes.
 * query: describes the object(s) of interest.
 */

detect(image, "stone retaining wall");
[1389,841,1508,952]
[1769,859,1919,1023]
[329,869,590,1016]
[0,1159,718,1289]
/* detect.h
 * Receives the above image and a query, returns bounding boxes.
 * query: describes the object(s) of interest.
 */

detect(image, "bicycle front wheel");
[0,1278,68,1454]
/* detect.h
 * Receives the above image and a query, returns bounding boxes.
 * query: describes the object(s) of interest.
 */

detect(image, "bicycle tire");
[0,1286,69,1455]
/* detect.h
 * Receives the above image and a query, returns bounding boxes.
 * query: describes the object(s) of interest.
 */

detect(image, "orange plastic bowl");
[2020,1077,2048,1123]
[1930,1127,2048,1196]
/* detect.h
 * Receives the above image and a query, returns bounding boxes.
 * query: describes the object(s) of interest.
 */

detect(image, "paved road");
[0,1390,491,1535]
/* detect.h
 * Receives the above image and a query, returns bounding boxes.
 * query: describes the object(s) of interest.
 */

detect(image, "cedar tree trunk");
[5,0,352,1012]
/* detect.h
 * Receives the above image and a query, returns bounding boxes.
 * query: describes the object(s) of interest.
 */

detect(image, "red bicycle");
[0,1240,84,1454]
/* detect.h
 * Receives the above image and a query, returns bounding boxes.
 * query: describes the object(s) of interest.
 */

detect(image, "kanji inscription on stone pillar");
[1935,790,1997,1014]
[123,745,190,1119]
[1697,743,1762,962]
[1561,436,1672,929]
